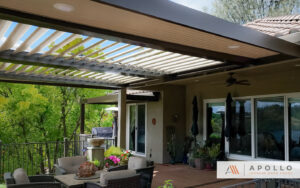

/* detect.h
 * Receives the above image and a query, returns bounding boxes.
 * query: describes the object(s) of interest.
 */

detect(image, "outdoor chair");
[54,155,87,175]
[84,170,140,188]
[108,156,154,188]
[4,168,60,188]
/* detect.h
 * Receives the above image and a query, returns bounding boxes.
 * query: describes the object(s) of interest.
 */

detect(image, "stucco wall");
[185,60,300,138]
[162,85,186,163]
[146,98,164,163]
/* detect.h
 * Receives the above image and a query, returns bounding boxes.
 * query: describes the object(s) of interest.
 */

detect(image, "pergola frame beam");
[0,70,122,89]
[0,50,164,78]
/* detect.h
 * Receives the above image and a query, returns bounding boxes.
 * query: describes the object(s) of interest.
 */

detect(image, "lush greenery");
[213,0,300,24]
[104,146,132,167]
[0,82,114,179]
[104,146,123,158]
[0,82,113,144]
[158,180,174,188]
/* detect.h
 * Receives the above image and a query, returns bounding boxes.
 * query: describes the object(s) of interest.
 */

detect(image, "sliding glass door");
[230,99,252,156]
[206,94,300,161]
[255,97,284,160]
[288,98,300,161]
[128,104,146,154]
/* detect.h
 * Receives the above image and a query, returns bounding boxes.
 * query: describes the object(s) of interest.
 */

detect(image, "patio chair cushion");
[13,168,30,184]
[128,156,147,170]
[99,169,136,187]
[57,156,87,174]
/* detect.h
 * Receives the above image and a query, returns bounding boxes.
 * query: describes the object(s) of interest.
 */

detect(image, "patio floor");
[152,164,248,188]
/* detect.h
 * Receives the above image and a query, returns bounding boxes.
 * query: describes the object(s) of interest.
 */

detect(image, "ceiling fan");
[226,73,250,87]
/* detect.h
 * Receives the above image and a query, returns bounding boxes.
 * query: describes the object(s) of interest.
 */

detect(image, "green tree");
[213,0,300,24]
[0,36,114,175]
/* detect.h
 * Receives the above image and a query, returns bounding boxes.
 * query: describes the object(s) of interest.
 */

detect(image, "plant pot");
[183,154,188,164]
[194,158,205,170]
[120,160,128,166]
[170,158,176,165]
[87,138,105,147]
[189,158,195,167]
[205,162,213,170]
[211,160,217,170]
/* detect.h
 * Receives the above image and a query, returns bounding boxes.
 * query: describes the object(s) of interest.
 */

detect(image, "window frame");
[203,92,300,161]
[126,103,147,157]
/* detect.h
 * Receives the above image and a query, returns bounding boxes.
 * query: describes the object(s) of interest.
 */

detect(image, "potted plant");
[103,146,123,169]
[104,155,121,168]
[193,145,206,170]
[183,136,193,164]
[91,159,103,170]
[120,150,132,166]
[206,144,220,170]
[167,133,176,164]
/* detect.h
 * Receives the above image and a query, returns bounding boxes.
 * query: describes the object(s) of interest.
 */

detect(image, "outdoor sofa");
[84,169,141,188]
[108,156,154,188]
[54,155,87,175]
[4,168,60,188]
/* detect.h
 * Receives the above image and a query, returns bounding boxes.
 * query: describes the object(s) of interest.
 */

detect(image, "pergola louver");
[0,19,223,88]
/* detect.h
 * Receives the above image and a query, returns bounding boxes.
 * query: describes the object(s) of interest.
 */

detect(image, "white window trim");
[203,91,300,161]
[126,103,147,157]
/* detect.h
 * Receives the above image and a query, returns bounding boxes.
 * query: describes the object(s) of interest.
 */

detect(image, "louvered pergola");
[0,19,224,89]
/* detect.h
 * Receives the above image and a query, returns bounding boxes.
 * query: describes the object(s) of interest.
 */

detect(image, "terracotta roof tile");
[244,14,300,36]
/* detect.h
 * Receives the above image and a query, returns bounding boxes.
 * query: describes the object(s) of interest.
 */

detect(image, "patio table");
[54,171,103,188]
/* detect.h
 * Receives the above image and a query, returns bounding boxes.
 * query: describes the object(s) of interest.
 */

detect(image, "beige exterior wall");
[142,85,186,163]
[185,60,300,138]
[162,85,186,163]
[146,98,164,163]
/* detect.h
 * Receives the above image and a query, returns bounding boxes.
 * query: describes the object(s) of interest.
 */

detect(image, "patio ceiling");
[0,0,299,89]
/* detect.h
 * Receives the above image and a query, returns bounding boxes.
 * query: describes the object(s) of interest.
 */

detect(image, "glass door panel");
[230,99,252,156]
[255,97,284,160]
[129,105,136,151]
[137,104,146,153]
[288,98,300,161]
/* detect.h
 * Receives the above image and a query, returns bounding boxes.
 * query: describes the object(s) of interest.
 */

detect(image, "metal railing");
[222,179,300,188]
[0,138,85,182]
[0,137,115,183]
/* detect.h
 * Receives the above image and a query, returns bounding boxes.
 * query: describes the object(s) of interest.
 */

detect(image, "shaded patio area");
[152,164,248,188]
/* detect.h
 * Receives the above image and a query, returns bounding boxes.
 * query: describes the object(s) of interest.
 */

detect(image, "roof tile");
[244,14,300,37]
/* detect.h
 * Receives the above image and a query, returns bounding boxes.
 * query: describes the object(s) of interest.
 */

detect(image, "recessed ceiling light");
[228,45,240,49]
[53,3,74,12]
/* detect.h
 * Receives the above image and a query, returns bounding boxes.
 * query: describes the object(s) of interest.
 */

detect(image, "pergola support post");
[80,103,85,134]
[118,88,127,148]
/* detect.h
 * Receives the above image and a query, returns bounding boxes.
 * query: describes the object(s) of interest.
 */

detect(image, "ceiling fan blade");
[237,80,249,83]
[237,82,251,86]
[226,83,233,87]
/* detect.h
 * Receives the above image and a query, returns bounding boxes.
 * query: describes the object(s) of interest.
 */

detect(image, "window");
[128,104,146,154]
[255,97,284,160]
[206,102,225,144]
[230,99,251,156]
[206,93,300,161]
[288,98,300,161]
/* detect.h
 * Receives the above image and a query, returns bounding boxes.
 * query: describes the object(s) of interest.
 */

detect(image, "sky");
[170,0,215,13]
